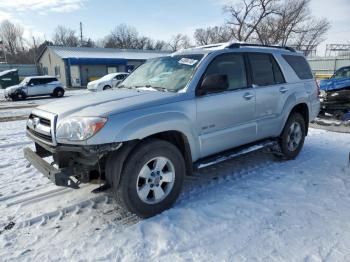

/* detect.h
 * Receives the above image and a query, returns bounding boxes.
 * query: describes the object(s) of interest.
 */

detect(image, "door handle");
[279,87,288,93]
[243,93,254,100]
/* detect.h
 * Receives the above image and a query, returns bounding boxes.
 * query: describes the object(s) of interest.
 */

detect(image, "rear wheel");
[276,112,306,160]
[53,87,64,98]
[113,139,185,218]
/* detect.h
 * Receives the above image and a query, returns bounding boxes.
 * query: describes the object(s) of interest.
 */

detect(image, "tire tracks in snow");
[1,147,314,233]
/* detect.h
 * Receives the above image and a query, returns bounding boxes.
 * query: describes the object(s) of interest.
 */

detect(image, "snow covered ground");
[0,119,349,261]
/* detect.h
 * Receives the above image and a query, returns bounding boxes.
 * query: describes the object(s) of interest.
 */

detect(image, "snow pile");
[0,120,350,261]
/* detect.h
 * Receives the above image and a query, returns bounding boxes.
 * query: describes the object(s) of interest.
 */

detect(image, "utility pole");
[80,22,83,46]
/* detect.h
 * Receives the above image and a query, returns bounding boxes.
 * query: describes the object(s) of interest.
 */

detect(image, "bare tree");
[168,34,191,51]
[104,24,139,49]
[292,18,330,56]
[254,0,330,54]
[194,26,232,45]
[0,20,24,55]
[223,0,277,42]
[52,26,79,47]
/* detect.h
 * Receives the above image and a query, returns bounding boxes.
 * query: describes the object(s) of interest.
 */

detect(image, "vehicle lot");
[0,96,349,261]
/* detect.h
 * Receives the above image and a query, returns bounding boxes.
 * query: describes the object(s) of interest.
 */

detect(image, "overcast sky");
[0,0,349,55]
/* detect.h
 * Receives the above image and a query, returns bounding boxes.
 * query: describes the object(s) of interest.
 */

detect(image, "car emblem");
[32,117,40,128]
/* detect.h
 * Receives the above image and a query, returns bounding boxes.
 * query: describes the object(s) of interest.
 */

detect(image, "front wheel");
[103,85,111,90]
[276,112,306,160]
[13,92,26,101]
[113,139,185,218]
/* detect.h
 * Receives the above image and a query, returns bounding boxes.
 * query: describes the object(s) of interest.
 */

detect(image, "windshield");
[100,74,116,81]
[19,77,30,86]
[120,54,204,92]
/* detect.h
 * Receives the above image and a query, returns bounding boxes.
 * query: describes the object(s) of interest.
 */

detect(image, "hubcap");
[287,122,302,152]
[136,157,175,204]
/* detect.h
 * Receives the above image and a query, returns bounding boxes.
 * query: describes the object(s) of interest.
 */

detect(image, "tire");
[53,87,65,98]
[276,112,306,160]
[13,92,26,101]
[103,85,111,90]
[113,139,185,218]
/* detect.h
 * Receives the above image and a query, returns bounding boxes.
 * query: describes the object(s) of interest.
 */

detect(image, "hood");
[319,78,335,91]
[5,84,21,93]
[87,79,100,86]
[38,89,185,121]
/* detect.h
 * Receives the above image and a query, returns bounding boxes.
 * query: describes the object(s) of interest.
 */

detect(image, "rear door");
[45,78,57,93]
[247,53,287,139]
[196,53,257,158]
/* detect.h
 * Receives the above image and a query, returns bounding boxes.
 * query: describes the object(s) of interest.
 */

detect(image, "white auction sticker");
[178,58,198,66]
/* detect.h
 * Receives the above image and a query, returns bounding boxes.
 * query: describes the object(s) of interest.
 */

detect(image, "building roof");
[42,46,170,61]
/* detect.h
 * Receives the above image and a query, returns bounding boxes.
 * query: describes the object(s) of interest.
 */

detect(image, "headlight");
[56,117,107,141]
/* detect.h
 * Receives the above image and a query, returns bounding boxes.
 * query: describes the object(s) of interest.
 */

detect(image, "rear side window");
[41,78,57,84]
[248,53,285,86]
[282,55,313,80]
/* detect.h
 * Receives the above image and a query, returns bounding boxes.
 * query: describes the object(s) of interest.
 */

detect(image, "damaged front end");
[319,88,350,119]
[24,140,122,189]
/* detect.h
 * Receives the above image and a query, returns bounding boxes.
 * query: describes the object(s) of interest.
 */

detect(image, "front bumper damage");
[23,138,122,189]
[320,88,350,118]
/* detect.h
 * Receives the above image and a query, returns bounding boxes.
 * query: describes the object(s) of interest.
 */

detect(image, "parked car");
[4,76,64,101]
[319,66,350,117]
[320,66,350,92]
[87,73,129,91]
[24,43,320,218]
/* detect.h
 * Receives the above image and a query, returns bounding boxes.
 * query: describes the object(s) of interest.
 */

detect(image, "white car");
[4,76,64,101]
[87,73,129,92]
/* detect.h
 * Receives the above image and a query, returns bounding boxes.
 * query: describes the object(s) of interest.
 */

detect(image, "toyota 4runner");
[24,43,320,218]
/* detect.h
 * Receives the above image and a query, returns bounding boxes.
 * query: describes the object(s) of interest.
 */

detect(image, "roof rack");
[228,43,296,52]
[193,43,227,49]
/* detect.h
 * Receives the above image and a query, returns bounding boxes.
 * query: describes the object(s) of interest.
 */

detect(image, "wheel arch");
[285,102,310,136]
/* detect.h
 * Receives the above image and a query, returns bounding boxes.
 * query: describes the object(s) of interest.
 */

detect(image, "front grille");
[29,114,51,126]
[27,128,52,143]
[27,113,54,145]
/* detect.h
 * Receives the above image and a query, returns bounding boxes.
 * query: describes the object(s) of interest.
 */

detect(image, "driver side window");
[203,53,247,91]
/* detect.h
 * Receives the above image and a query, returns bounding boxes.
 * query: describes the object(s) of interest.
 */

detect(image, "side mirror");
[197,74,229,96]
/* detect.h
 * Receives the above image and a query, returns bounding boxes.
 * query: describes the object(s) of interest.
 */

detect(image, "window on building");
[54,66,61,77]
[42,67,48,75]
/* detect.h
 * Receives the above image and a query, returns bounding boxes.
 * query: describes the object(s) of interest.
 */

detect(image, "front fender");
[115,111,200,161]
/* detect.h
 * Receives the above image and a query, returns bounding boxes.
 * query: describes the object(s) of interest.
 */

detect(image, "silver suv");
[24,43,320,217]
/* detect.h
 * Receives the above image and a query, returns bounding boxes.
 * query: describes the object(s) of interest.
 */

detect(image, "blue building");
[37,46,169,87]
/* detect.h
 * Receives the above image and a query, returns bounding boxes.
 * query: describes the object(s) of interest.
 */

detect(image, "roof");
[174,42,298,56]
[24,75,57,79]
[0,69,17,77]
[40,46,170,61]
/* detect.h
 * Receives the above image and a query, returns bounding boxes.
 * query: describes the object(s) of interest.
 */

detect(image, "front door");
[196,53,257,158]
[26,78,44,96]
